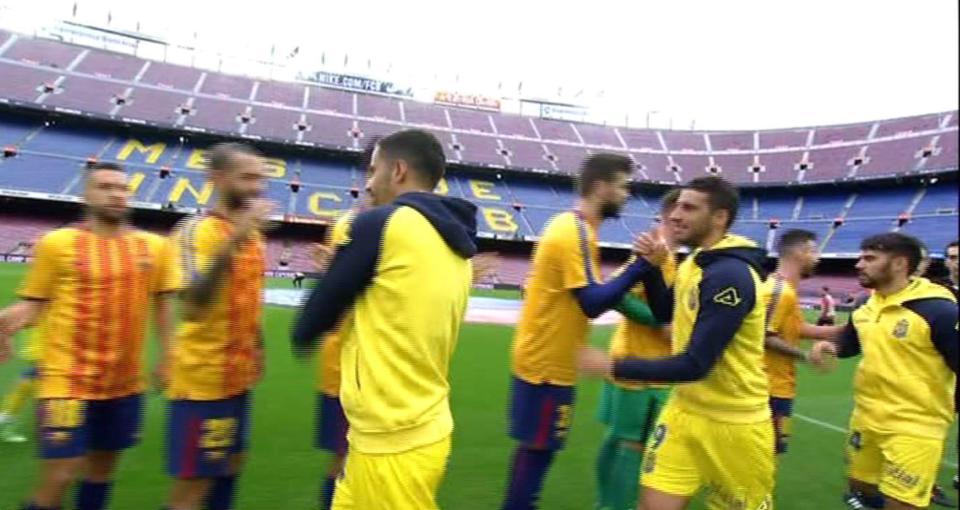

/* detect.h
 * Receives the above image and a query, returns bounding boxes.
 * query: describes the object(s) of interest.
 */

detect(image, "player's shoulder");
[35,226,82,250]
[903,297,958,325]
[539,211,579,242]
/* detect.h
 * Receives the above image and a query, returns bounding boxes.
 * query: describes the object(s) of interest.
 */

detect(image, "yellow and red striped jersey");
[17,226,177,400]
[167,213,265,401]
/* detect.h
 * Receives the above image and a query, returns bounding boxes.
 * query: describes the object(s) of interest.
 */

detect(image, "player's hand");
[577,346,613,378]
[809,341,838,373]
[310,243,334,272]
[633,232,668,267]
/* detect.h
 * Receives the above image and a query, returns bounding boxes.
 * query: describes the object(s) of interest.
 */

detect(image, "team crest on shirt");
[892,319,909,339]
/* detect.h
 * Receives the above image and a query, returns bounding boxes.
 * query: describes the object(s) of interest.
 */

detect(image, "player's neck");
[698,229,726,250]
[213,199,242,223]
[575,200,603,229]
[875,276,910,298]
[85,215,123,237]
[775,261,801,284]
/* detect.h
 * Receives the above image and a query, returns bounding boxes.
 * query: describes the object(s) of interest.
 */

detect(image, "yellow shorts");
[332,436,451,510]
[641,404,775,510]
[846,427,944,508]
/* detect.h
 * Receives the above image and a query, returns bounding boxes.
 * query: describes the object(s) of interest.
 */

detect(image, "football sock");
[204,475,238,510]
[501,445,556,510]
[76,481,112,510]
[594,430,618,509]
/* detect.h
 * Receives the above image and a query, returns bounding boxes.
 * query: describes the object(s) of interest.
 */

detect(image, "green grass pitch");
[0,262,955,509]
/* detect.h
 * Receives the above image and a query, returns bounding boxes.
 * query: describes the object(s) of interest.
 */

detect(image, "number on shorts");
[555,404,572,438]
[44,399,84,428]
[200,418,237,449]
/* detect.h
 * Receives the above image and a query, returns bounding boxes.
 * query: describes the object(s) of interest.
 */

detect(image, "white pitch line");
[795,413,959,469]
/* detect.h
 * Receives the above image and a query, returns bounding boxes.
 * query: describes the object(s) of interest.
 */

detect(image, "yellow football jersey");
[316,211,355,396]
[848,277,956,439]
[167,213,265,401]
[18,226,177,399]
[670,234,769,423]
[762,274,804,399]
[609,254,677,390]
[512,211,601,387]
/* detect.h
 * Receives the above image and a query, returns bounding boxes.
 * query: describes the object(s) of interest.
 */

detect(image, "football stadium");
[0,2,957,509]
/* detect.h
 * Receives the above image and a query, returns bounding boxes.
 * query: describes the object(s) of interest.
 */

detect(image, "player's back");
[671,234,769,423]
[20,226,174,400]
[513,211,600,386]
[168,213,265,401]
[337,192,475,454]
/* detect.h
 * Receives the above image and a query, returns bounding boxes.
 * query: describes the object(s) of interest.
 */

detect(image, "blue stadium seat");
[0,155,83,194]
[0,117,37,146]
[799,191,849,220]
[23,126,110,156]
[848,188,916,218]
[914,184,958,214]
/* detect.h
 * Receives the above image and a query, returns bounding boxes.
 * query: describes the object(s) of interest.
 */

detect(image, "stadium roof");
[0,0,957,130]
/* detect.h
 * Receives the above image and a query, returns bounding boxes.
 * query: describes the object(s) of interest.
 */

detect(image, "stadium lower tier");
[0,116,956,255]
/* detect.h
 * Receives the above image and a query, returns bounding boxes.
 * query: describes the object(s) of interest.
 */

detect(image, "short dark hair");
[86,161,125,173]
[661,188,681,214]
[207,142,262,172]
[822,286,830,292]
[376,129,446,188]
[947,240,958,252]
[576,153,632,197]
[683,176,739,229]
[777,229,817,254]
[860,232,924,275]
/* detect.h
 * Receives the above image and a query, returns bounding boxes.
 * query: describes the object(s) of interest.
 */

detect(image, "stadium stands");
[0,32,954,186]
[0,116,954,254]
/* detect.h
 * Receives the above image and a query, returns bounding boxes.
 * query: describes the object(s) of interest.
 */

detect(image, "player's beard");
[858,265,890,289]
[600,200,622,219]
[225,189,250,211]
[90,205,127,225]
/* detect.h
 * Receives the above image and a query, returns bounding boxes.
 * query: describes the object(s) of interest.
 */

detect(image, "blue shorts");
[166,392,251,479]
[770,397,794,454]
[37,393,143,459]
[22,364,39,379]
[315,393,348,455]
[508,376,576,450]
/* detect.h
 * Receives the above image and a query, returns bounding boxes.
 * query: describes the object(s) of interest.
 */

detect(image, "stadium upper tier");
[0,30,956,185]
[0,115,956,256]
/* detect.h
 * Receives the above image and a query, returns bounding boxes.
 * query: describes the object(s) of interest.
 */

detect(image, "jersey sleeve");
[614,256,756,382]
[766,280,797,335]
[17,231,62,300]
[904,298,959,373]
[545,216,598,290]
[170,217,216,291]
